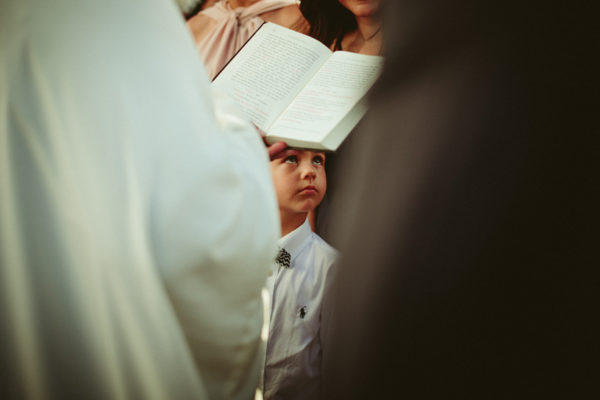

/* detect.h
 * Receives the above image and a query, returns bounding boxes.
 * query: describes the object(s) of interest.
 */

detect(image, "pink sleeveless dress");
[192,0,299,80]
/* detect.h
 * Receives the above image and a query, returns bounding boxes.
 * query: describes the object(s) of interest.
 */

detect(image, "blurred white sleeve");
[0,0,280,398]
[150,49,280,400]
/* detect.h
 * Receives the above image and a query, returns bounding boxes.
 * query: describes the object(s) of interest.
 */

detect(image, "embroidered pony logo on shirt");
[297,306,307,319]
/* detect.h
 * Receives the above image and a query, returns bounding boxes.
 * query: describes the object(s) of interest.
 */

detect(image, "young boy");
[261,148,338,399]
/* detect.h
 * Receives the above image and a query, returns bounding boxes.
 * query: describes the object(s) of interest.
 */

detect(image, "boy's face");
[270,149,327,216]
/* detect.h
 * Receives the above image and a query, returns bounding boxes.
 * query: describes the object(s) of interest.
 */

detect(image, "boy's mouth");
[299,185,317,194]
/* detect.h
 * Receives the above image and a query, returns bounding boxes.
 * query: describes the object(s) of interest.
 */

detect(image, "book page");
[267,51,383,143]
[211,23,332,130]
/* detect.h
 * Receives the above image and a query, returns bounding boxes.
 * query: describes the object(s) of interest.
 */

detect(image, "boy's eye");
[284,155,298,164]
[312,155,324,166]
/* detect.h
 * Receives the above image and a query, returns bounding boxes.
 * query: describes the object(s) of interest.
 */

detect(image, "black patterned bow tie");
[275,248,291,268]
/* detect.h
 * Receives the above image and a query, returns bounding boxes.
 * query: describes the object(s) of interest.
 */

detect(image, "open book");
[212,22,383,151]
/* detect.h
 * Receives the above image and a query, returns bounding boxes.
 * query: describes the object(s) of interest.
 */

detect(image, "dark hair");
[300,0,357,47]
[184,1,207,21]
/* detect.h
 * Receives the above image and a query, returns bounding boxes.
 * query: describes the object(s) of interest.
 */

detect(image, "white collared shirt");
[262,219,338,399]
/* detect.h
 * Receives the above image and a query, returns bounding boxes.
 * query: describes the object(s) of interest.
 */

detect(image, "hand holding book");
[253,123,288,160]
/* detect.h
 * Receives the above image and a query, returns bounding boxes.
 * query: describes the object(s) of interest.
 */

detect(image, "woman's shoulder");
[186,12,219,44]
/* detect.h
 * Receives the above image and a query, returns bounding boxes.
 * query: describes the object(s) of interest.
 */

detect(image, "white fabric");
[262,219,338,400]
[0,0,280,399]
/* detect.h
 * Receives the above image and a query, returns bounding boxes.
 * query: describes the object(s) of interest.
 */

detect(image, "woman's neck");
[228,0,259,8]
[355,16,382,43]
[341,16,382,55]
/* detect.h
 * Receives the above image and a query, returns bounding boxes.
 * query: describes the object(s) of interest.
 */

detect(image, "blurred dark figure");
[324,0,597,398]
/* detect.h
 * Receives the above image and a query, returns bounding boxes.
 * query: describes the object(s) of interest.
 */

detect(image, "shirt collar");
[277,218,311,262]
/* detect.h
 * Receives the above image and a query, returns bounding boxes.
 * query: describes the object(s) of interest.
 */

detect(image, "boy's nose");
[300,164,317,180]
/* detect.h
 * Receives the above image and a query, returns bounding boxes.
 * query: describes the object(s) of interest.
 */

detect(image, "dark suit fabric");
[323,1,597,398]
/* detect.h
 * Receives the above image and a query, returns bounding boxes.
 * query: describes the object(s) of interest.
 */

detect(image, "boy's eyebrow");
[273,148,326,160]
[283,149,302,156]
[271,148,300,161]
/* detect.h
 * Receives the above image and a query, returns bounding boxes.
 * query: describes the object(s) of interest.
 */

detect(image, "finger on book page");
[252,123,287,160]
[267,141,287,161]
